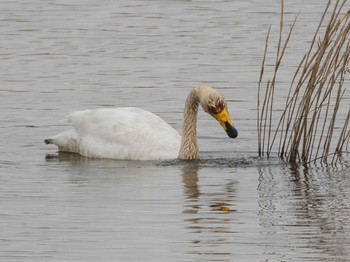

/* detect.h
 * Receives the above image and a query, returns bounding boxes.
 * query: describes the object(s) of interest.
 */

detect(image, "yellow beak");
[213,107,238,138]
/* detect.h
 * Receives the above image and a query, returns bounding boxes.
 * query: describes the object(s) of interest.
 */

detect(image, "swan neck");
[178,88,200,160]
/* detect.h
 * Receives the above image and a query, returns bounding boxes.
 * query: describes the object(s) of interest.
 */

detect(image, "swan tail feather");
[44,138,54,145]
[44,130,80,153]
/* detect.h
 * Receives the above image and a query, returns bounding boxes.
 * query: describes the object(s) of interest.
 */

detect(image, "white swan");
[44,86,238,160]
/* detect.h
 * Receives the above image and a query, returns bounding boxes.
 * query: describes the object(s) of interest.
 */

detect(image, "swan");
[44,86,238,160]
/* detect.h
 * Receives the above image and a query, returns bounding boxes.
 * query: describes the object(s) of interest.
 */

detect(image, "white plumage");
[45,107,181,160]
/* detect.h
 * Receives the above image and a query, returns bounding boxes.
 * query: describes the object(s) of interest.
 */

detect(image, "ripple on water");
[159,155,290,169]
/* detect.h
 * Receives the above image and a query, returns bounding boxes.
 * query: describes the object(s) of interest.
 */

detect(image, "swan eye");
[209,100,225,115]
[208,106,216,114]
[208,106,219,115]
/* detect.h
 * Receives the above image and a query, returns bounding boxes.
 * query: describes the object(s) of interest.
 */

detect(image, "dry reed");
[257,0,350,165]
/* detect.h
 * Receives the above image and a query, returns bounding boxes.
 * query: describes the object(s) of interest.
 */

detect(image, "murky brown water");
[1,0,349,261]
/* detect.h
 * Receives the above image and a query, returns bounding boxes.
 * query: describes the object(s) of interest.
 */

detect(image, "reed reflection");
[258,164,350,261]
[181,163,238,261]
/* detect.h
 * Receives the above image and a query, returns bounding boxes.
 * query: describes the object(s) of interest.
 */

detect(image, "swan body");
[45,86,238,160]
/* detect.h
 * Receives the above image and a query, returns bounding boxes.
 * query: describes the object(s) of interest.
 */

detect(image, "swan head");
[197,86,238,139]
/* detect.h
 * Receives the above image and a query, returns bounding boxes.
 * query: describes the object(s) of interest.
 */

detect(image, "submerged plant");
[257,0,350,165]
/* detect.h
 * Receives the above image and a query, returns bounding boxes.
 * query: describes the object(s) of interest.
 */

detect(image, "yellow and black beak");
[213,107,238,138]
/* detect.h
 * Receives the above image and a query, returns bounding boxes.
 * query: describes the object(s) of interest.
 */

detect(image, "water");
[1,0,349,261]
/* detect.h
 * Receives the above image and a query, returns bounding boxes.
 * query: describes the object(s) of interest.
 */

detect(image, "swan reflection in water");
[46,153,239,260]
[181,162,238,260]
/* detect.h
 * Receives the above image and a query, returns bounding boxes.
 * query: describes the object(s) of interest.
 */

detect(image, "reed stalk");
[257,0,350,165]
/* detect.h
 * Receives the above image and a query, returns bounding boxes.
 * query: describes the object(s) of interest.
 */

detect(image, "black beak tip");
[225,122,238,138]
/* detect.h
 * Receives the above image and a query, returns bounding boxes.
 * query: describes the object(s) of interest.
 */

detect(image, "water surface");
[0,0,349,261]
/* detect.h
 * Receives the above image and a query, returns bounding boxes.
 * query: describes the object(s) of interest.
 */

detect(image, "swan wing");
[68,107,181,160]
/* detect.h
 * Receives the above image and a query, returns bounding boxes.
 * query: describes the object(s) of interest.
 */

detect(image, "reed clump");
[257,0,350,165]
